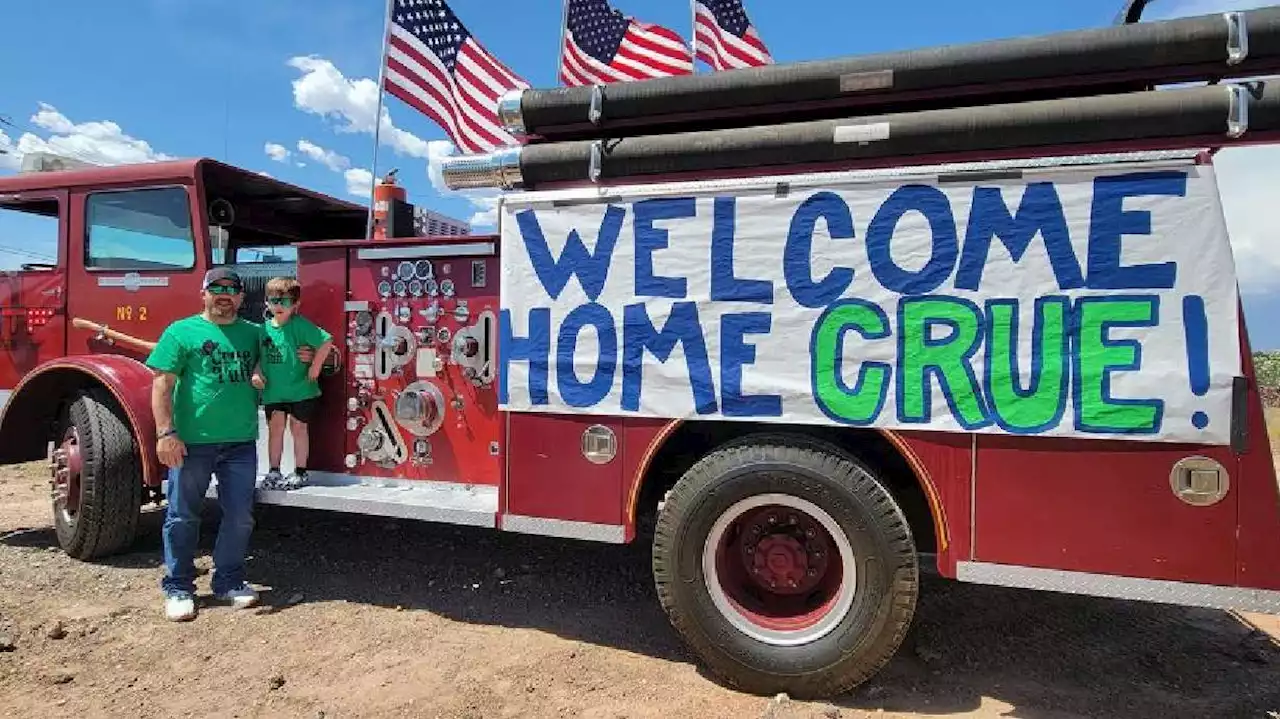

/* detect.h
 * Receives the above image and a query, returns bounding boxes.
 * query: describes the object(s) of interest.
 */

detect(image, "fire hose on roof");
[495,6,1280,143]
[442,80,1280,191]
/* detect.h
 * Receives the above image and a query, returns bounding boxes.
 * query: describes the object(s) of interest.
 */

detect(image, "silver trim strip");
[501,514,627,543]
[356,242,496,261]
[0,389,10,413]
[97,275,170,289]
[956,561,1280,614]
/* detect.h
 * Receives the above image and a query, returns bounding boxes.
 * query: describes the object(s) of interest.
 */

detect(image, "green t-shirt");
[260,314,332,405]
[145,314,263,445]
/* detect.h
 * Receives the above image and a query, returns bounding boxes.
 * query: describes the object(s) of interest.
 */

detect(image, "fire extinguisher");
[371,169,406,240]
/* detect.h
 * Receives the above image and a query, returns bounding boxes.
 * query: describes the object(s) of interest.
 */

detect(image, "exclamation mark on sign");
[1183,295,1210,430]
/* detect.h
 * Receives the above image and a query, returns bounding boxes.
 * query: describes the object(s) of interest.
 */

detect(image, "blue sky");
[2,0,1279,345]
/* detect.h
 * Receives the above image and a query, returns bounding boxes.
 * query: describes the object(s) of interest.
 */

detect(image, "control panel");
[341,247,501,486]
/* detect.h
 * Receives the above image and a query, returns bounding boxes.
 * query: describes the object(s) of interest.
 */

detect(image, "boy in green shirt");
[254,276,334,491]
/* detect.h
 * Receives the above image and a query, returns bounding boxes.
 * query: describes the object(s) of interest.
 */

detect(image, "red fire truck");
[2,1,1280,700]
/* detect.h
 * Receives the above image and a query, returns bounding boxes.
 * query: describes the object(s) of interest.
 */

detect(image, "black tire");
[651,433,918,699]
[52,389,142,560]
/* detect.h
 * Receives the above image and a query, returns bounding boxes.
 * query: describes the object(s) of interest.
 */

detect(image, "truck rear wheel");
[50,389,142,560]
[651,434,918,699]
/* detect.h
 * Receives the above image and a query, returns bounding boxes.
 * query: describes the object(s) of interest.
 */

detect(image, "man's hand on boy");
[307,365,321,381]
[251,372,265,389]
[296,345,315,364]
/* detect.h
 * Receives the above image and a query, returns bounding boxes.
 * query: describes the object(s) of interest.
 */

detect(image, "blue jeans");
[160,441,258,597]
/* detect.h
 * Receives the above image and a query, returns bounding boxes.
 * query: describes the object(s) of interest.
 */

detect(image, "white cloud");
[296,138,350,172]
[286,55,489,227]
[345,168,373,198]
[287,56,430,159]
[264,142,291,163]
[1209,146,1280,294]
[0,130,19,171]
[3,103,172,168]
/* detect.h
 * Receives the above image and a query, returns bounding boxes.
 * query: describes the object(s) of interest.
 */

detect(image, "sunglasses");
[206,284,242,295]
[267,296,295,307]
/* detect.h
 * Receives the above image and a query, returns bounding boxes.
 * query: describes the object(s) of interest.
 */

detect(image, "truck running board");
[200,475,630,543]
[204,472,498,527]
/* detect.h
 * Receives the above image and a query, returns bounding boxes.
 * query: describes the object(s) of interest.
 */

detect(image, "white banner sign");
[498,162,1241,445]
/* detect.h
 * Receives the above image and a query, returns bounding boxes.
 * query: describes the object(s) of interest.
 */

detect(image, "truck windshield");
[85,186,194,271]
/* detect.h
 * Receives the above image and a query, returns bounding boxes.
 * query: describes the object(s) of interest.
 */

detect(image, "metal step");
[197,410,499,527]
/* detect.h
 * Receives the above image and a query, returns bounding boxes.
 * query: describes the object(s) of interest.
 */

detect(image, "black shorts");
[264,397,320,424]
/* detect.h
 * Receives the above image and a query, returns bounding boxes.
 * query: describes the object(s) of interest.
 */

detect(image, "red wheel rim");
[50,425,83,524]
[703,493,856,646]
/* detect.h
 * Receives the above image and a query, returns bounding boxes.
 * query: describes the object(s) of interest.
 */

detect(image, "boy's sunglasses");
[267,296,295,307]
[206,284,241,295]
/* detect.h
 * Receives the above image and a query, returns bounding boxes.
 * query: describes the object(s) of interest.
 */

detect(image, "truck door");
[0,189,69,402]
[65,184,203,358]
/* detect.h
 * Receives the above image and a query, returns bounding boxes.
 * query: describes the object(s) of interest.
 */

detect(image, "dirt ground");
[0,461,1277,719]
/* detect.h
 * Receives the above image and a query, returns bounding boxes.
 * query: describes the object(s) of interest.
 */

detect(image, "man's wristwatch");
[158,429,178,441]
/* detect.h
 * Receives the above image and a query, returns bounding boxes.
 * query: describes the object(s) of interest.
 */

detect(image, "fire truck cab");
[0,158,368,554]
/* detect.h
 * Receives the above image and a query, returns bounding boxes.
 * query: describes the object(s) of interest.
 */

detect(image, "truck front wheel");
[51,389,142,560]
[651,434,918,699]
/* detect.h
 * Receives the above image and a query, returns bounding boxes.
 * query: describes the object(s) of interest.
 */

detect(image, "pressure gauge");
[453,303,470,323]
[425,279,439,297]
[408,279,423,297]
[377,280,392,297]
[396,261,416,280]
[440,279,455,297]
[414,259,433,280]
[437,327,451,343]
[396,305,412,323]
[393,280,407,297]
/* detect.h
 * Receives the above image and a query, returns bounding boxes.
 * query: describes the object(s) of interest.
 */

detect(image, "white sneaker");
[215,583,259,609]
[165,594,196,622]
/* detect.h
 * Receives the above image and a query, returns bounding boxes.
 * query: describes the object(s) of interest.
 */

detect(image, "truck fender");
[626,420,952,557]
[0,355,161,487]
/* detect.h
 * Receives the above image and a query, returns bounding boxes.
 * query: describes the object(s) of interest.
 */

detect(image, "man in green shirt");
[146,267,267,621]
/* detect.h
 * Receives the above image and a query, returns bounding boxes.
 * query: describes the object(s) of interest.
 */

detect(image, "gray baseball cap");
[202,267,243,289]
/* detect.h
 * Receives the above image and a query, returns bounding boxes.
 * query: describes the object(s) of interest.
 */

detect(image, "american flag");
[382,0,528,154]
[693,0,772,71]
[559,0,693,87]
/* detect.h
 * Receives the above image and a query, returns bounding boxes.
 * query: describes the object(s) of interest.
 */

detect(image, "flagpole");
[557,0,569,82]
[365,0,396,240]
[690,0,698,73]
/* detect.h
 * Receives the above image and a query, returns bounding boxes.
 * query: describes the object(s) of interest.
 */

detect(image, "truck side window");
[0,198,60,270]
[84,187,195,270]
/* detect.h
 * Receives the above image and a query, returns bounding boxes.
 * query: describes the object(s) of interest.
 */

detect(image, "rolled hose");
[443,81,1280,191]
[499,6,1280,141]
